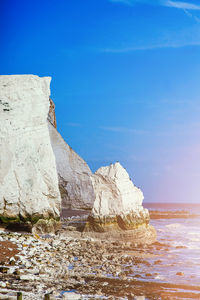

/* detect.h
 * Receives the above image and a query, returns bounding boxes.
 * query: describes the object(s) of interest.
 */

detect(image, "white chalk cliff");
[48,122,95,210]
[91,162,146,217]
[0,74,155,242]
[0,75,61,231]
[85,162,153,238]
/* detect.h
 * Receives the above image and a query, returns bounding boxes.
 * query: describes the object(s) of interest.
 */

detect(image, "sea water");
[143,203,200,286]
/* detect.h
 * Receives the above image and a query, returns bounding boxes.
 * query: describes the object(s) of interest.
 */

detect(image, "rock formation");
[0,74,155,244]
[48,123,95,210]
[48,104,95,210]
[0,75,61,232]
[48,97,57,128]
[85,162,156,244]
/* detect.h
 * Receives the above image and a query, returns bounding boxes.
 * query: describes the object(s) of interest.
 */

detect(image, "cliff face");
[48,122,95,210]
[0,74,155,243]
[48,98,57,128]
[0,75,61,232]
[85,163,156,244]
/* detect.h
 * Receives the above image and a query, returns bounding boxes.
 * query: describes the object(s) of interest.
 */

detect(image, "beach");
[0,203,199,299]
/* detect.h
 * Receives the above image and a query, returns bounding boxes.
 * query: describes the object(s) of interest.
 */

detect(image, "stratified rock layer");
[0,75,61,232]
[85,163,156,244]
[48,122,95,210]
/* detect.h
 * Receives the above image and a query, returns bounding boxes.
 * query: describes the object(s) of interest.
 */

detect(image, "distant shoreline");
[143,202,200,219]
[149,210,200,219]
[144,202,200,206]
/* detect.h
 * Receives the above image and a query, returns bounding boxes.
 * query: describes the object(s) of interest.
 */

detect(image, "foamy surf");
[165,223,185,229]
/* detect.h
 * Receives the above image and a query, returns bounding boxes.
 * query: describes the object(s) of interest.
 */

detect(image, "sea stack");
[0,75,61,233]
[48,100,95,211]
[85,162,156,244]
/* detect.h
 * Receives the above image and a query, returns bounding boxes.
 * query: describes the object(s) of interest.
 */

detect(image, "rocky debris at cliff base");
[82,224,156,245]
[0,229,156,299]
[0,240,19,265]
[60,213,156,245]
[0,229,198,299]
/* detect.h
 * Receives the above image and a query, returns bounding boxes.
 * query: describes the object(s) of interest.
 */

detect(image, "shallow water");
[143,203,200,287]
[149,218,200,285]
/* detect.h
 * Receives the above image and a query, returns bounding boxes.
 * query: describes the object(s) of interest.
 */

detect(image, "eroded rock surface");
[0,75,61,232]
[91,162,146,217]
[85,163,156,244]
[48,97,57,128]
[48,122,95,210]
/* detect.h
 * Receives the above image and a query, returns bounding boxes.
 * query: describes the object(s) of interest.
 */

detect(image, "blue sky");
[1,0,200,202]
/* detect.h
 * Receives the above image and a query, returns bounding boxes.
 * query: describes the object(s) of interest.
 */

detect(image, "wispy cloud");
[165,0,200,21]
[101,41,200,53]
[182,7,200,22]
[100,126,148,134]
[109,0,200,10]
[105,0,200,53]
[165,1,200,10]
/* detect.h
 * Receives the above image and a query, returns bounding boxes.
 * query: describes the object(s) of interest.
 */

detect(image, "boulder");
[84,162,156,244]
[48,121,95,210]
[0,75,61,232]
